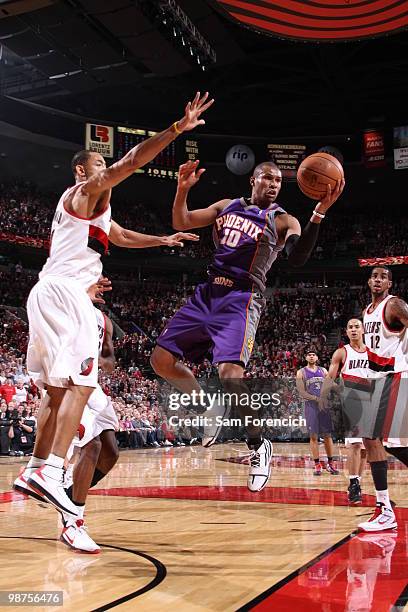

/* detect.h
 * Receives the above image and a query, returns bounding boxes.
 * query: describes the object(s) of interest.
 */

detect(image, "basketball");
[297,152,344,200]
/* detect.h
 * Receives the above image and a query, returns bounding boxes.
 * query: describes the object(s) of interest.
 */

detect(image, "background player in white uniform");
[13,92,212,518]
[61,306,118,553]
[320,319,369,505]
[359,267,408,532]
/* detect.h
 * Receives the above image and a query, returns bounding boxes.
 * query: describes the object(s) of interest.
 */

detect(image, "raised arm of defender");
[71,92,214,217]
[173,160,230,229]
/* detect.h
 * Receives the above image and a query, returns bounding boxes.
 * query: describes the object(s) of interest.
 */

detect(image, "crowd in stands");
[1,180,407,261]
[0,179,213,258]
[113,281,357,380]
[3,175,401,455]
[0,260,355,454]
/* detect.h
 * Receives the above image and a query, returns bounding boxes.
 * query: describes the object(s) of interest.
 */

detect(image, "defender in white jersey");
[14,92,213,518]
[321,319,369,505]
[358,267,408,532]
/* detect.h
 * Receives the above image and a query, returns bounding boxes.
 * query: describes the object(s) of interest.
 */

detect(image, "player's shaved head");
[253,161,280,177]
[347,318,362,328]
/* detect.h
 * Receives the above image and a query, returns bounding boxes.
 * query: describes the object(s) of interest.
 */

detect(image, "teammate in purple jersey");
[151,159,344,492]
[296,350,339,476]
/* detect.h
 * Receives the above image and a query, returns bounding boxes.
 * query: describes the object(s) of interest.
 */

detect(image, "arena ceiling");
[213,0,408,42]
[0,0,407,136]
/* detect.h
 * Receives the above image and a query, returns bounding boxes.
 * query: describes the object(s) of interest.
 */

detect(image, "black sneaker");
[348,478,362,505]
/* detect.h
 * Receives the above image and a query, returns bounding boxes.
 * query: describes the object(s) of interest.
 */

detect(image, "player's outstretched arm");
[284,178,345,267]
[109,219,199,248]
[296,369,319,402]
[173,160,230,230]
[82,92,214,196]
[99,315,115,374]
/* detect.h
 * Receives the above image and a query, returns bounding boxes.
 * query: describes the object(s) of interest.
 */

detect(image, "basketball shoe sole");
[13,468,49,504]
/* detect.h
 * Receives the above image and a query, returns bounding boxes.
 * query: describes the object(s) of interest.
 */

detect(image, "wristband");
[172,121,182,135]
[312,209,325,219]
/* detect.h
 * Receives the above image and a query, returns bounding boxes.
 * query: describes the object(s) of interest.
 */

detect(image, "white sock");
[349,474,359,481]
[46,454,64,468]
[376,489,392,510]
[65,463,74,478]
[26,456,45,470]
[76,505,85,520]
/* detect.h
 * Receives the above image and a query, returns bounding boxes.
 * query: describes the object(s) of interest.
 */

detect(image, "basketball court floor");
[1,443,407,611]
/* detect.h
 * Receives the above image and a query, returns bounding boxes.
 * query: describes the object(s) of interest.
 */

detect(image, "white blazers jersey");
[363,295,408,376]
[341,344,370,385]
[95,308,106,355]
[40,183,111,290]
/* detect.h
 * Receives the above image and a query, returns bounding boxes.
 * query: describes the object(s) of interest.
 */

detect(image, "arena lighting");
[155,0,216,71]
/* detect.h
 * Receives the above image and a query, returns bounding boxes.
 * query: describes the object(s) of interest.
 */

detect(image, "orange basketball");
[297,152,344,200]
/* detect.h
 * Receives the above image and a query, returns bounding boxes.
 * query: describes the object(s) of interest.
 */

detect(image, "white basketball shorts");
[26,275,99,388]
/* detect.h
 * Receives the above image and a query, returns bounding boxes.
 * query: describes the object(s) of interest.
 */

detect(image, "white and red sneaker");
[313,463,322,476]
[247,439,273,492]
[13,466,48,503]
[60,519,100,554]
[358,503,397,532]
[28,465,78,518]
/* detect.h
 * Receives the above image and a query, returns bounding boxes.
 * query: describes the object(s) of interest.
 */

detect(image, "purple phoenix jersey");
[302,366,332,434]
[157,197,286,366]
[209,198,286,293]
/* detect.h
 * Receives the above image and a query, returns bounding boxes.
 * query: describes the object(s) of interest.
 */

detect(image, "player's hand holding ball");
[297,152,345,214]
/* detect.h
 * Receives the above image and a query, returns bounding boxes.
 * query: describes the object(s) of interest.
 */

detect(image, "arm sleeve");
[283,221,321,267]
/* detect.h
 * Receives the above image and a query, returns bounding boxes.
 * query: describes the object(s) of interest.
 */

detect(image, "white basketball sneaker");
[28,465,78,517]
[202,401,230,448]
[358,503,397,532]
[60,519,100,554]
[13,466,48,503]
[247,439,273,492]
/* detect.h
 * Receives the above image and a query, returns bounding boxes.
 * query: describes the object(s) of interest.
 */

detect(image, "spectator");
[0,377,16,404]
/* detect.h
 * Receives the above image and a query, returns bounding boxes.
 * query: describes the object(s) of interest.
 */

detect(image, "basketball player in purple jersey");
[296,351,339,476]
[151,159,344,492]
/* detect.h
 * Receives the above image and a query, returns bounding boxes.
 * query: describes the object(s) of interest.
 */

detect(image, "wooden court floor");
[1,443,408,612]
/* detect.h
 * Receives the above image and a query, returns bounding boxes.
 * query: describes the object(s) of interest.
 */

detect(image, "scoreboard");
[116,126,179,179]
[86,122,351,181]
[115,127,204,179]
